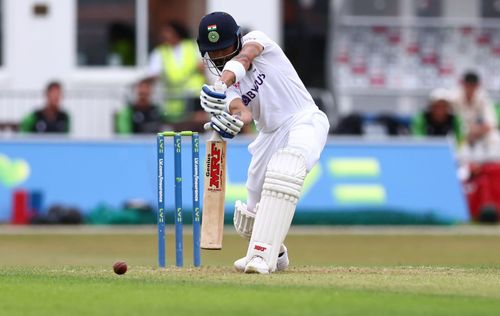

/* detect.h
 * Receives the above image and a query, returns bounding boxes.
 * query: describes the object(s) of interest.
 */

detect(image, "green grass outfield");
[1,226,500,315]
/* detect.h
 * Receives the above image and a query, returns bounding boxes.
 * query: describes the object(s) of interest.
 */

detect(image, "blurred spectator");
[333,112,409,136]
[411,88,464,144]
[332,113,363,135]
[108,22,135,66]
[451,72,499,152]
[116,79,162,134]
[146,21,207,127]
[19,81,70,134]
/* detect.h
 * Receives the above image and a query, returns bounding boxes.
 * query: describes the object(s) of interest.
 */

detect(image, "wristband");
[223,60,246,83]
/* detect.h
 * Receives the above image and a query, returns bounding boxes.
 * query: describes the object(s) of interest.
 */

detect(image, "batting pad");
[246,148,306,272]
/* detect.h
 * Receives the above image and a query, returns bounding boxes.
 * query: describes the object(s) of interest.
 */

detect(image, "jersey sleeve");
[63,112,71,133]
[226,85,242,105]
[481,94,498,129]
[116,106,133,134]
[410,113,426,136]
[242,31,275,51]
[453,115,465,145]
[146,49,163,77]
[19,112,36,133]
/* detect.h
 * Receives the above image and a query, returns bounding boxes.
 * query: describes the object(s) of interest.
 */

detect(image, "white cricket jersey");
[226,31,319,132]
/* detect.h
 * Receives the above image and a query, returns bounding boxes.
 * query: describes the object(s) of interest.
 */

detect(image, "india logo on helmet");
[208,31,219,43]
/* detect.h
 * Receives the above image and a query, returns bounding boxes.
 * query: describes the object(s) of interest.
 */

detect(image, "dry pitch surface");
[1,225,500,316]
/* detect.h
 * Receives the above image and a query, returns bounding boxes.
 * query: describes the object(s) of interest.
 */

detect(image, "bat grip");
[210,130,223,141]
[203,122,224,141]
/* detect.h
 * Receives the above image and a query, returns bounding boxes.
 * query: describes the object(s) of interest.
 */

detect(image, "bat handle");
[203,122,212,131]
[203,123,224,142]
[210,130,223,142]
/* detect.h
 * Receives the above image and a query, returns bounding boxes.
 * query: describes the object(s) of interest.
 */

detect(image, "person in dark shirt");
[20,81,70,134]
[116,78,162,134]
[412,88,464,144]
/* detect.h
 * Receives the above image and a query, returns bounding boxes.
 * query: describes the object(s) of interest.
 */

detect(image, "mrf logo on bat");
[205,143,224,191]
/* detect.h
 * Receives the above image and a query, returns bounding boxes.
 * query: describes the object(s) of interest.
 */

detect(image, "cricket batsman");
[197,12,329,274]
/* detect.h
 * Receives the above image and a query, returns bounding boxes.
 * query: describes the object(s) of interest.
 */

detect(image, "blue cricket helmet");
[197,12,241,56]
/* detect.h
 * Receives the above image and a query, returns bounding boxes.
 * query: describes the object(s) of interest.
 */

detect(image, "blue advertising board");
[0,137,469,224]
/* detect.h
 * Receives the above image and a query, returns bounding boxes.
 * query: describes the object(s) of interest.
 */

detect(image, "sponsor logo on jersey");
[242,73,266,106]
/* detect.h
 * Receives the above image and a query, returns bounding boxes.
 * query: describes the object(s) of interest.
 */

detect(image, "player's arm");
[219,43,264,87]
[200,42,263,113]
[228,98,253,125]
[200,43,261,139]
[469,98,497,142]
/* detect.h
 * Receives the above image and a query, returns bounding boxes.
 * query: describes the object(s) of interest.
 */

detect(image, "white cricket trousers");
[245,109,329,211]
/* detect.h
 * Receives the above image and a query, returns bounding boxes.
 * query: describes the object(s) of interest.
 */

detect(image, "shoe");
[244,256,270,274]
[234,256,247,272]
[276,245,289,271]
[234,245,289,272]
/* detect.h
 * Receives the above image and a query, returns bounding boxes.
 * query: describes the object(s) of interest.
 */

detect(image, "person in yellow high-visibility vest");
[147,21,207,126]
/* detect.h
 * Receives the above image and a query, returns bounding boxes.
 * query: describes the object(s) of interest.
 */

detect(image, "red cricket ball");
[113,261,127,275]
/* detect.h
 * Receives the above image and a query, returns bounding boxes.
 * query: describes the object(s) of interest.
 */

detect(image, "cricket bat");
[201,130,226,249]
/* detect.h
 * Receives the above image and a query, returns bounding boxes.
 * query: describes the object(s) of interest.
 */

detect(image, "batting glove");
[200,83,228,115]
[209,112,244,139]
